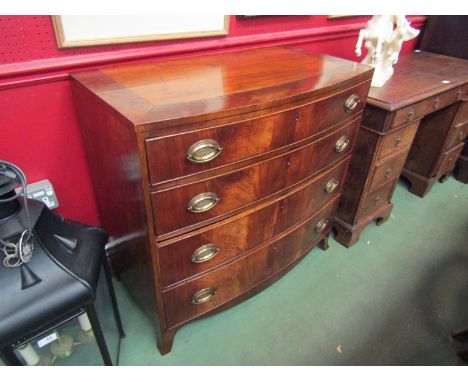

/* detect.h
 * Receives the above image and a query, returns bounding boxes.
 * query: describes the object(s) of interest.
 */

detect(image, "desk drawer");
[444,121,468,151]
[369,150,409,192]
[392,87,463,128]
[162,198,338,329]
[358,180,395,220]
[157,159,348,287]
[152,120,358,238]
[377,121,418,161]
[145,82,368,185]
[435,143,464,178]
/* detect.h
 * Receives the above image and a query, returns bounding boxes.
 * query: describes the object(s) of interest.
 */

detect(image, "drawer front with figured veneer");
[157,159,349,286]
[152,120,358,238]
[145,82,369,185]
[162,198,339,329]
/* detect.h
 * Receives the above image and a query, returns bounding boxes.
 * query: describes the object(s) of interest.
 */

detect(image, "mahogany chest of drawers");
[335,52,468,247]
[71,46,373,354]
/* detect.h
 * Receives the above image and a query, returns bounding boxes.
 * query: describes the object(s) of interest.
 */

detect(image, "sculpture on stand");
[355,15,420,87]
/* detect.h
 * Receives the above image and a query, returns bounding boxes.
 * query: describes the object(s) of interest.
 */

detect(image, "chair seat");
[0,206,108,349]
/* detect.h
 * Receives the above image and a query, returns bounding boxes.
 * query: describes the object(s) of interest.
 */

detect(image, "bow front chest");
[71,46,373,354]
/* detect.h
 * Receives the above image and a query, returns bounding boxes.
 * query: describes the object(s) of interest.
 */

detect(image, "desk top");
[71,46,372,131]
[368,51,468,112]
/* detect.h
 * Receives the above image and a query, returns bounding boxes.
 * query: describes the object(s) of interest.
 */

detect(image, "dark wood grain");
[71,46,373,354]
[71,46,372,131]
[145,82,368,185]
[335,52,468,248]
[157,158,349,287]
[162,197,340,330]
[152,120,359,239]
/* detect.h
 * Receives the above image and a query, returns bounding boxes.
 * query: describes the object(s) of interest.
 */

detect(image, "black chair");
[0,202,125,366]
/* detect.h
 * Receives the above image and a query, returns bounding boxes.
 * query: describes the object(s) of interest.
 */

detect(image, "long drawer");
[162,197,339,329]
[152,119,358,238]
[157,158,349,287]
[392,86,465,128]
[145,82,368,185]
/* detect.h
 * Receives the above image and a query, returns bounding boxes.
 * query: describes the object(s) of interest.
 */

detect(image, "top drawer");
[145,82,369,185]
[392,86,464,128]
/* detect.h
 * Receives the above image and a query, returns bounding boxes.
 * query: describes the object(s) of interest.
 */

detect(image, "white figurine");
[355,15,420,87]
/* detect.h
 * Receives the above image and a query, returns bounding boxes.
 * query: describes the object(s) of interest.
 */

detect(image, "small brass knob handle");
[344,94,361,113]
[385,168,392,178]
[187,192,219,213]
[314,218,329,233]
[191,288,216,304]
[434,97,441,110]
[395,135,402,146]
[191,244,219,263]
[324,178,339,194]
[335,136,350,153]
[457,89,463,100]
[186,139,223,164]
[408,110,416,122]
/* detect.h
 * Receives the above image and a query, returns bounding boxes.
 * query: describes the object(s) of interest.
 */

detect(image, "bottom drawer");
[358,180,395,221]
[435,143,464,178]
[162,197,339,329]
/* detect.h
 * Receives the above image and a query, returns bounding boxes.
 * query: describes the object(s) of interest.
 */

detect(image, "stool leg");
[87,304,113,366]
[0,349,22,366]
[102,257,125,338]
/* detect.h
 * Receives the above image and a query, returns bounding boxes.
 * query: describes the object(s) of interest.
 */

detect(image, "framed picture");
[51,15,230,48]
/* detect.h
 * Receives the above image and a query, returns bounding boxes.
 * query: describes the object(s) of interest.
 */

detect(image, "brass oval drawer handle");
[314,218,329,233]
[186,139,223,164]
[395,135,402,146]
[191,244,219,263]
[191,288,216,304]
[385,168,392,178]
[324,178,339,194]
[434,97,441,110]
[335,136,350,153]
[344,94,361,113]
[407,110,416,122]
[187,192,220,213]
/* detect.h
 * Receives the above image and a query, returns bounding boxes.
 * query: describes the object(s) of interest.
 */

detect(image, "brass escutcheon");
[187,192,220,213]
[335,136,350,153]
[191,244,219,263]
[324,178,339,194]
[395,135,402,146]
[191,288,216,304]
[407,110,416,122]
[344,94,361,113]
[457,89,463,100]
[186,139,223,164]
[434,97,441,110]
[385,168,392,178]
[314,217,329,233]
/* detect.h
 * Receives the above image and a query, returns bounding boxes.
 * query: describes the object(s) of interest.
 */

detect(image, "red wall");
[0,15,426,226]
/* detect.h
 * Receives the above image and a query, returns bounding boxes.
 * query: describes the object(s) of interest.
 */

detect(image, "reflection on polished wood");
[71,46,373,354]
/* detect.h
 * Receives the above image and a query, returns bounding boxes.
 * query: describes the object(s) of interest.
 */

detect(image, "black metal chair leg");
[87,304,113,366]
[0,349,22,366]
[102,257,125,338]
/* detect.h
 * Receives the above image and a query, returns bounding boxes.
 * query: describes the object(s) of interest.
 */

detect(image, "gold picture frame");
[51,16,230,49]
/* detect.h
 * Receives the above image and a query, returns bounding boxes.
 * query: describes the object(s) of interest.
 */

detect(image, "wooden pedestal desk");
[71,46,373,354]
[335,52,468,248]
